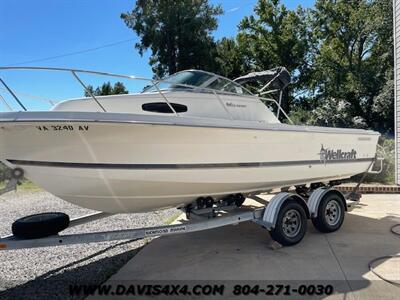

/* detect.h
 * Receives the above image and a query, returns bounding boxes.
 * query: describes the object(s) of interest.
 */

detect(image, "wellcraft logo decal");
[319,144,357,165]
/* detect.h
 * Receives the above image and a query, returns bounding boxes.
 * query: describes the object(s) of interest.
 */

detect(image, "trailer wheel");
[234,194,245,207]
[12,212,70,239]
[270,200,307,246]
[312,193,345,233]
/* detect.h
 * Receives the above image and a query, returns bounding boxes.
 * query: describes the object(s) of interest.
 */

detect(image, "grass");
[164,211,183,224]
[18,180,42,191]
[0,180,42,192]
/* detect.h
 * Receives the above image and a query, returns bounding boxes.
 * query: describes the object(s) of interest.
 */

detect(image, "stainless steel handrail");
[0,94,12,111]
[0,66,293,123]
[0,66,259,99]
[0,87,56,106]
[70,70,106,112]
[260,96,293,124]
[0,78,27,111]
[151,79,180,117]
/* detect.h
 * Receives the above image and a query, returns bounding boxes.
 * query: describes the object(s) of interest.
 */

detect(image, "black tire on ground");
[269,200,308,246]
[312,193,345,233]
[12,212,70,239]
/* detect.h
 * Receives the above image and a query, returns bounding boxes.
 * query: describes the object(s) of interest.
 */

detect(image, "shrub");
[360,138,395,184]
[0,161,8,182]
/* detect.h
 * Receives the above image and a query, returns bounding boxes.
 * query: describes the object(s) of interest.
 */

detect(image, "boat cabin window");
[206,77,250,95]
[142,102,187,113]
[142,70,252,95]
[143,71,213,93]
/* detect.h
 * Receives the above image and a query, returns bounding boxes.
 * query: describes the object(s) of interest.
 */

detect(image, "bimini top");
[143,70,253,95]
[234,67,291,90]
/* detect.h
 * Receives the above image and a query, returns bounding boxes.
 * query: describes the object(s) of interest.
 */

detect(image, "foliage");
[302,0,393,133]
[237,0,310,83]
[215,37,249,79]
[287,107,314,125]
[370,72,394,134]
[214,0,394,134]
[289,98,368,128]
[84,82,128,97]
[359,138,395,184]
[121,0,222,77]
[227,0,310,112]
[0,161,7,182]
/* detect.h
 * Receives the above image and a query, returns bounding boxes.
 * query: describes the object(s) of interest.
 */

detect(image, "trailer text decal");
[319,144,357,165]
[145,225,187,236]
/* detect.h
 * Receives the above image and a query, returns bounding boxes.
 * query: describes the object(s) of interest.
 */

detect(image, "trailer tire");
[12,212,70,239]
[312,193,345,233]
[234,194,245,207]
[269,200,307,246]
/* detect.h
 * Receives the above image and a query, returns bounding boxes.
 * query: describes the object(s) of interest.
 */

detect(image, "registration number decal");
[36,125,89,131]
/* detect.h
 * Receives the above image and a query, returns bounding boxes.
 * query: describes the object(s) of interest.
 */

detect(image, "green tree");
[84,82,129,97]
[215,37,251,79]
[121,0,222,77]
[220,0,310,112]
[238,0,310,78]
[113,82,129,95]
[304,0,393,133]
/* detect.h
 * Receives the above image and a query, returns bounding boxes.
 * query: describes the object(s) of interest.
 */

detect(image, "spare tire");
[12,212,70,239]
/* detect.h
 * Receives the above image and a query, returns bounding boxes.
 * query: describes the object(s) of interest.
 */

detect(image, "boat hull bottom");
[16,162,371,213]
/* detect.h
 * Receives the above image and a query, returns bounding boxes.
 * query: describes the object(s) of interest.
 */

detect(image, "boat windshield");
[143,70,252,95]
[206,77,252,95]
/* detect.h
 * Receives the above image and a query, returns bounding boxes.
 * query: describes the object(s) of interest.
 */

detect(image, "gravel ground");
[0,189,179,300]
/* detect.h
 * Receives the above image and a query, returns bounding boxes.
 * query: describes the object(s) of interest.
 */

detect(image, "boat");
[0,66,380,213]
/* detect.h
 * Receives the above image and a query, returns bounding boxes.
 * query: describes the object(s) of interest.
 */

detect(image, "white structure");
[0,68,379,213]
[395,0,400,185]
[0,67,383,249]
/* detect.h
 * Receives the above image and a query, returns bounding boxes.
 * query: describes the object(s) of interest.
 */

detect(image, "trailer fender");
[260,193,310,230]
[308,188,347,218]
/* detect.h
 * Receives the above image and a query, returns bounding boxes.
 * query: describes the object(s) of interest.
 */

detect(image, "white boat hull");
[0,114,379,213]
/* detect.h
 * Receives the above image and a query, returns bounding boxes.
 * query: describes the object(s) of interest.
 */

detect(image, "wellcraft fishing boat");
[0,67,379,213]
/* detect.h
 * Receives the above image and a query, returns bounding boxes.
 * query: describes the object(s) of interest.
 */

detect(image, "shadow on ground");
[96,205,400,299]
[0,241,143,300]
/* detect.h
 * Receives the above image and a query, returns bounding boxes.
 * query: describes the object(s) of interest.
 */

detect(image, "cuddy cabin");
[52,70,281,124]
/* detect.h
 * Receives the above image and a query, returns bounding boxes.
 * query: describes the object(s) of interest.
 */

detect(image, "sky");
[0,0,314,111]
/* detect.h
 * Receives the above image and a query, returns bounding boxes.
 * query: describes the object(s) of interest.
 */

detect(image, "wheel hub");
[325,200,341,226]
[282,209,301,238]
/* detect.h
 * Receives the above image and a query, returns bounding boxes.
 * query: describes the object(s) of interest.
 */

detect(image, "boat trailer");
[0,188,362,251]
